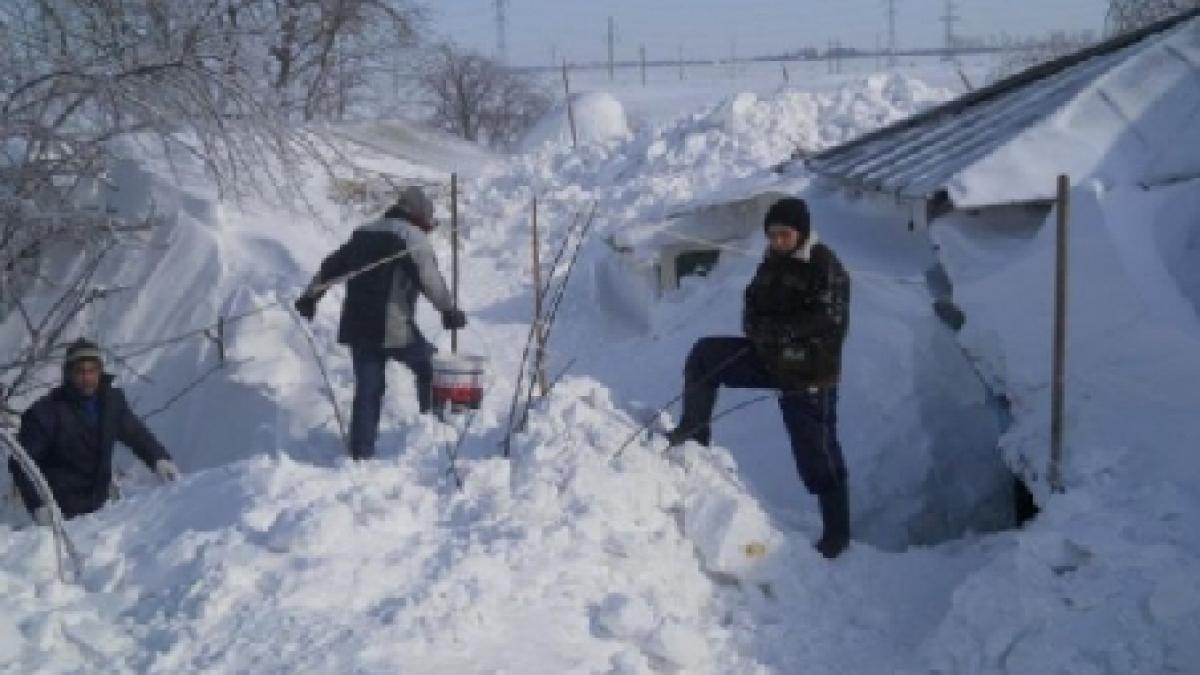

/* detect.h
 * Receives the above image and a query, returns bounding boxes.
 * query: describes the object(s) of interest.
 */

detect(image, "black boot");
[815,484,850,559]
[667,379,717,447]
[666,423,710,448]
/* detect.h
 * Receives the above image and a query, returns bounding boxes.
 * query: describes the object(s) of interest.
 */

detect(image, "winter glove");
[32,506,52,527]
[294,295,317,322]
[441,308,467,331]
[155,459,181,483]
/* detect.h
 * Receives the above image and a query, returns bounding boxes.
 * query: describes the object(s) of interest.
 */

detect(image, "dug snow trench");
[0,75,1126,673]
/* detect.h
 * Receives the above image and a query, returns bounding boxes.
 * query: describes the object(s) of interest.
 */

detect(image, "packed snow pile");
[520,91,632,151]
[480,73,953,225]
[0,377,794,673]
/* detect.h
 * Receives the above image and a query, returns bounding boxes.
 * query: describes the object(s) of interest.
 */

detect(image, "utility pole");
[640,45,647,86]
[678,44,684,80]
[608,16,615,81]
[941,0,961,61]
[887,0,897,67]
[494,0,508,65]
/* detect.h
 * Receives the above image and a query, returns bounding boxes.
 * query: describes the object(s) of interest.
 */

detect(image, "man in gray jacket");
[295,186,466,460]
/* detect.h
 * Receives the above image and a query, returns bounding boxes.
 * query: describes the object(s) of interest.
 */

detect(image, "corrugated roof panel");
[805,10,1200,204]
[882,52,1130,195]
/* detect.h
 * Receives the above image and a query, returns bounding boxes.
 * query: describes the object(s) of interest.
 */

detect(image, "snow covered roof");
[805,10,1200,209]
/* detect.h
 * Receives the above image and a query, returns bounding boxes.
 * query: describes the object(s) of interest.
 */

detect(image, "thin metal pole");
[531,196,546,396]
[562,60,577,147]
[608,16,615,81]
[451,173,460,354]
[1050,174,1070,493]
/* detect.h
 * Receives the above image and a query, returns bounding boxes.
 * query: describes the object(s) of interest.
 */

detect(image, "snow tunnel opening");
[891,260,1037,549]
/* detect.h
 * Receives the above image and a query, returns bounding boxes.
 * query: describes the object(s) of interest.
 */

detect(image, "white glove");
[32,506,53,527]
[155,459,181,483]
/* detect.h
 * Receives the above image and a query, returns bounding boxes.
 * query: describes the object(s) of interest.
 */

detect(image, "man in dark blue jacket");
[295,186,467,460]
[667,197,852,559]
[9,339,180,523]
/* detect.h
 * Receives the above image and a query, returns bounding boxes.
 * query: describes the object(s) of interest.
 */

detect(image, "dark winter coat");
[742,236,850,390]
[9,375,171,518]
[310,217,454,348]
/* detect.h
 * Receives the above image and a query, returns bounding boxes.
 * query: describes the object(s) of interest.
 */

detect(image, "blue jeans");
[349,341,435,459]
[678,336,847,494]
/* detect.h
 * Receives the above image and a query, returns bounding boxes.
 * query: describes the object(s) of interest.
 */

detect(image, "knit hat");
[384,185,436,232]
[763,197,811,239]
[64,338,103,371]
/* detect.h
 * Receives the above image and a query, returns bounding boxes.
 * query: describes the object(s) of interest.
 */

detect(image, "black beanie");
[763,198,811,238]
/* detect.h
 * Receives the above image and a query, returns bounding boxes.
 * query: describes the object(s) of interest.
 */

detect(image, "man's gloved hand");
[441,308,467,331]
[294,295,317,322]
[155,459,181,483]
[32,506,52,527]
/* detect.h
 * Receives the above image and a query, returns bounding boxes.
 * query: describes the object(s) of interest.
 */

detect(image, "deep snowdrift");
[2,70,1197,674]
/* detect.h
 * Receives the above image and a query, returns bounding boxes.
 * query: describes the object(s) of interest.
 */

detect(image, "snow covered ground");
[2,59,1198,674]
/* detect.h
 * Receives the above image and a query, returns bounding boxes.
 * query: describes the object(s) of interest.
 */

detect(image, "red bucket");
[431,354,487,411]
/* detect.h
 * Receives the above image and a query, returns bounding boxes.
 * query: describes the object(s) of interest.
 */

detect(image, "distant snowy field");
[2,54,1198,674]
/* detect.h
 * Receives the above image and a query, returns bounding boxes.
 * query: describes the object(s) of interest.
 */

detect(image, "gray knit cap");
[64,338,104,370]
[384,185,435,230]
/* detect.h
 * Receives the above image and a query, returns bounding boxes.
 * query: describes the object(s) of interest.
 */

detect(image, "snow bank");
[478,73,953,227]
[0,377,786,673]
[926,179,1200,671]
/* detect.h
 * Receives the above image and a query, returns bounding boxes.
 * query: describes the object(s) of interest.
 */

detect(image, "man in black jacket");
[9,339,180,523]
[295,186,467,460]
[667,197,852,559]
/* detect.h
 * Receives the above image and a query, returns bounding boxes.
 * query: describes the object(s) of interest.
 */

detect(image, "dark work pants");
[349,341,435,459]
[677,336,847,495]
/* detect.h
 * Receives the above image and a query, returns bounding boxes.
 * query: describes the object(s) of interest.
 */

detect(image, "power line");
[887,0,898,67]
[608,16,615,81]
[494,0,508,65]
[941,0,961,60]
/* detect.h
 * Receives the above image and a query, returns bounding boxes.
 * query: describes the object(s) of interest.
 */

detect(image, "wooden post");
[561,59,577,148]
[531,196,547,396]
[450,173,460,354]
[216,315,226,364]
[640,45,647,86]
[1049,174,1070,493]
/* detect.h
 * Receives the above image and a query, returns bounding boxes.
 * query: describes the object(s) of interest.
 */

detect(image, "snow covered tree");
[243,0,427,121]
[1107,0,1200,35]
[0,0,398,412]
[417,43,551,149]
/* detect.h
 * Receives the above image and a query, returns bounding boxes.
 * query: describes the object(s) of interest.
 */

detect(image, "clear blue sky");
[430,0,1109,67]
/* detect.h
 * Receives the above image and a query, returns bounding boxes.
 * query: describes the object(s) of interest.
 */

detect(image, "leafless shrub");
[417,43,551,149]
[987,31,1098,83]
